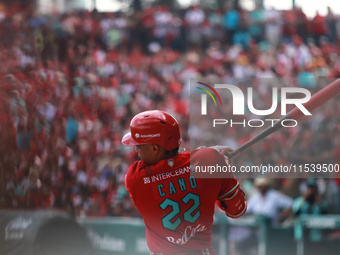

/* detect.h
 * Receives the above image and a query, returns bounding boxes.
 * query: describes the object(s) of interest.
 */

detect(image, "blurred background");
[0,0,340,254]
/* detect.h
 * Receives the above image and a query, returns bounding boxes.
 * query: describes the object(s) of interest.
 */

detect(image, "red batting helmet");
[122,110,182,151]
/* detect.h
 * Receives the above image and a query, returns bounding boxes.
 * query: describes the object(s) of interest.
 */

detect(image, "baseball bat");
[227,79,340,159]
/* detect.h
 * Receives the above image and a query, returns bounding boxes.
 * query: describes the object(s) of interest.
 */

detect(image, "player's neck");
[161,152,179,161]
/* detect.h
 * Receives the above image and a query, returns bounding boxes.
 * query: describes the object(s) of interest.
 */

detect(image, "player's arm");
[216,182,247,219]
[194,146,247,218]
[197,145,234,163]
[211,146,247,219]
[124,161,140,199]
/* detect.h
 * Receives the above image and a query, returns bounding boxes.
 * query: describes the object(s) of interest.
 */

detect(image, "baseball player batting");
[122,110,246,255]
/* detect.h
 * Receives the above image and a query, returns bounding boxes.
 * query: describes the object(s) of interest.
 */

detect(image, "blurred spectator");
[265,7,282,47]
[247,178,293,225]
[293,179,329,254]
[290,35,312,72]
[16,119,32,152]
[184,4,205,46]
[297,62,317,88]
[293,179,327,221]
[66,113,79,146]
[312,12,328,45]
[326,7,337,44]
[153,6,173,47]
[248,3,265,43]
[110,185,139,217]
[295,8,309,43]
[281,10,296,42]
[233,19,251,50]
[223,6,240,45]
[231,178,293,255]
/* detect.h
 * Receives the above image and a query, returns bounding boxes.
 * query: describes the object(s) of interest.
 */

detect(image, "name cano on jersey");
[157,175,197,197]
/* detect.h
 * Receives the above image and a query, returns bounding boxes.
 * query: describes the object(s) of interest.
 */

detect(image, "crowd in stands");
[0,2,340,222]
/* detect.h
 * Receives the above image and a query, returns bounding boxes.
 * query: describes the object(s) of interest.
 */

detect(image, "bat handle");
[226,149,240,159]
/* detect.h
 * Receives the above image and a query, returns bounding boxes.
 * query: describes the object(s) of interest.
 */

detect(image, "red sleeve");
[124,162,138,198]
[124,160,148,198]
[191,147,239,200]
[217,180,240,200]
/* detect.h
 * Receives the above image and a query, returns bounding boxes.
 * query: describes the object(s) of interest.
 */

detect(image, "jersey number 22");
[160,193,200,231]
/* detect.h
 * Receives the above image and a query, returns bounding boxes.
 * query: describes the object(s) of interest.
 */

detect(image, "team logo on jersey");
[143,177,151,184]
[167,159,174,167]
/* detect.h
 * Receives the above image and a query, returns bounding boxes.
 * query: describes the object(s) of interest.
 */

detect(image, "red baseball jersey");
[125,147,239,253]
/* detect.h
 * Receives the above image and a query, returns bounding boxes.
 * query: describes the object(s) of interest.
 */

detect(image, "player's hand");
[209,145,234,164]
